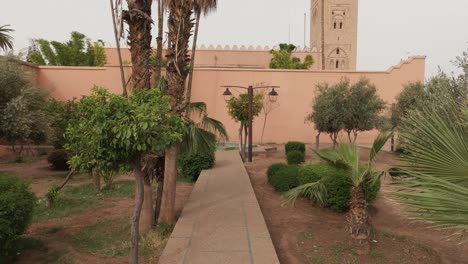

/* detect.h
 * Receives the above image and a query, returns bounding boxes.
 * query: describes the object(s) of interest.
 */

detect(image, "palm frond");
[392,173,468,236]
[369,130,394,162]
[0,24,14,51]
[179,121,216,154]
[399,108,468,187]
[283,180,327,206]
[187,101,207,117]
[200,115,228,141]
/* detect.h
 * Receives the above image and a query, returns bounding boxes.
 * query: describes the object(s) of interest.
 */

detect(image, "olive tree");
[307,79,348,148]
[65,87,184,263]
[343,78,385,142]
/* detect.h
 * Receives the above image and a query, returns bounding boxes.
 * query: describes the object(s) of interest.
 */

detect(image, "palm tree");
[285,132,393,253]
[154,0,164,83]
[122,0,153,89]
[159,0,193,224]
[0,24,14,52]
[186,0,218,110]
[392,102,468,239]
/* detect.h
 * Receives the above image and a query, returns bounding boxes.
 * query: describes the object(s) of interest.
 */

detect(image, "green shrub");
[287,150,305,165]
[267,163,289,181]
[297,163,338,185]
[295,163,381,212]
[0,174,36,256]
[285,141,306,155]
[47,150,69,170]
[268,165,300,192]
[178,151,215,181]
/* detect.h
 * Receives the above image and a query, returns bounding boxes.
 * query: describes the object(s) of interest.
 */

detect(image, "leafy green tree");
[285,132,393,253]
[0,24,14,51]
[65,87,184,261]
[270,43,314,69]
[343,78,385,142]
[0,57,49,160]
[46,99,79,149]
[307,79,348,147]
[27,32,107,66]
[392,82,426,128]
[226,93,263,159]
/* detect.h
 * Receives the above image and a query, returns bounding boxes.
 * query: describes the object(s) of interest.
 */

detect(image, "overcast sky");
[2,0,467,77]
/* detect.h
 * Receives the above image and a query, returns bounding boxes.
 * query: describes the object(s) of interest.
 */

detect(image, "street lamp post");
[221,85,280,162]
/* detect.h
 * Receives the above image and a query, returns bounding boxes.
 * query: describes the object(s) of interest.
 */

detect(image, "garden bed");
[245,144,468,264]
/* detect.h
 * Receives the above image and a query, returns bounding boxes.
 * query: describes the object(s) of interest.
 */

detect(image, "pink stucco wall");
[104,47,322,70]
[34,56,425,145]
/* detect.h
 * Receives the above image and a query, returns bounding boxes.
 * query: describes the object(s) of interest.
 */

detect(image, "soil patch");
[246,144,468,264]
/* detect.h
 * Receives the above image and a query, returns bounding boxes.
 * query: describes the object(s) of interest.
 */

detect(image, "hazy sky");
[2,0,467,77]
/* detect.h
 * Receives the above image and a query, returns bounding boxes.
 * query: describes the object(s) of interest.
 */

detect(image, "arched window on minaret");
[336,48,340,55]
[336,60,340,69]
[334,22,337,29]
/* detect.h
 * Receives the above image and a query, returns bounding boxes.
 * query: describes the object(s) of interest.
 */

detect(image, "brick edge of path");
[159,151,280,264]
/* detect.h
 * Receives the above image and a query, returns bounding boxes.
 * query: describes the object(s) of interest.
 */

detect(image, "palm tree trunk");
[186,11,201,112]
[154,0,164,83]
[130,156,144,264]
[153,155,165,224]
[123,0,153,89]
[110,0,127,96]
[320,0,325,70]
[348,186,370,254]
[160,145,179,223]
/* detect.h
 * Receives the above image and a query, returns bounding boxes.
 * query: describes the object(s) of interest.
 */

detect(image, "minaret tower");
[310,0,358,70]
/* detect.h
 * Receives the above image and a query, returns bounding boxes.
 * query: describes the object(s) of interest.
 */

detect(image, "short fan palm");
[285,132,393,248]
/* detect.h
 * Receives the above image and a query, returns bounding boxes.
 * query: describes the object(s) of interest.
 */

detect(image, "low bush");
[287,150,305,165]
[297,163,340,185]
[178,151,215,181]
[285,141,306,155]
[296,163,381,212]
[268,165,300,192]
[47,150,69,170]
[267,163,289,181]
[0,174,36,256]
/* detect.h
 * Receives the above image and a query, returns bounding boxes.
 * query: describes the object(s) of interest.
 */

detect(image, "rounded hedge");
[267,163,289,181]
[296,163,381,212]
[268,165,300,192]
[178,151,215,181]
[298,163,343,185]
[0,175,36,255]
[287,150,305,165]
[47,150,70,170]
[285,141,306,155]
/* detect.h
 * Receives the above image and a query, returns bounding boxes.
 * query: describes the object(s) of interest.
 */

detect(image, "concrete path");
[159,151,280,264]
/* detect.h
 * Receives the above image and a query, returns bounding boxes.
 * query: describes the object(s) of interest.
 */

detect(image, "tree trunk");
[347,131,352,143]
[94,170,101,193]
[261,113,268,144]
[347,186,370,255]
[315,132,321,150]
[243,124,248,159]
[390,135,395,152]
[154,0,164,83]
[130,156,144,264]
[160,145,179,224]
[320,0,326,70]
[185,11,201,112]
[352,130,358,143]
[123,0,153,89]
[153,155,165,225]
[140,173,153,233]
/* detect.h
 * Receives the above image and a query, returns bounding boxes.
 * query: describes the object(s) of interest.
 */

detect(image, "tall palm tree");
[186,0,218,110]
[392,103,468,239]
[160,0,194,224]
[0,24,14,52]
[122,0,153,89]
[285,132,393,253]
[154,0,164,83]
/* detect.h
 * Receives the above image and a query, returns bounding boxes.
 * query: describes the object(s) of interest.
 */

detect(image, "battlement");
[194,44,320,53]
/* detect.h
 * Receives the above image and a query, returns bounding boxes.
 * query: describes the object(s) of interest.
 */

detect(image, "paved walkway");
[159,151,280,264]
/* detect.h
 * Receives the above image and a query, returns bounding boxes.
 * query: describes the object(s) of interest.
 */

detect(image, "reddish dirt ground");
[0,147,194,264]
[245,145,468,264]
